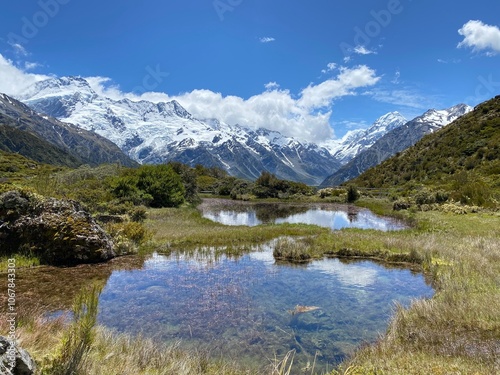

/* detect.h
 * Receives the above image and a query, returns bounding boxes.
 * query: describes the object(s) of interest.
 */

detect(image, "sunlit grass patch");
[145,206,329,250]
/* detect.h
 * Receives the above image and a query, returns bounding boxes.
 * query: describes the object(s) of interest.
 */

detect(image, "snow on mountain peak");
[16,76,342,184]
[417,104,472,127]
[323,111,408,163]
[18,76,95,101]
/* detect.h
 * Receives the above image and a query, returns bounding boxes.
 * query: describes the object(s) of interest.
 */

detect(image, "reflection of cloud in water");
[204,211,260,226]
[247,249,275,265]
[143,252,225,271]
[275,209,404,231]
[202,206,405,231]
[309,259,378,288]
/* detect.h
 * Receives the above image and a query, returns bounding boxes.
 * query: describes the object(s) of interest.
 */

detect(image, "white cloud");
[0,54,381,143]
[88,65,379,142]
[437,58,461,64]
[24,61,42,70]
[259,37,275,43]
[458,20,500,55]
[353,45,377,55]
[299,65,380,109]
[321,62,337,74]
[365,87,439,110]
[10,43,29,57]
[391,69,401,84]
[264,81,280,90]
[0,54,50,96]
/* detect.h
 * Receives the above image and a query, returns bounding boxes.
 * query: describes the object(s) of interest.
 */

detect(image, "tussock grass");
[329,209,500,374]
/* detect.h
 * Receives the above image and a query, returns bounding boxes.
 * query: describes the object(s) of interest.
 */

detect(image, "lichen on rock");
[0,190,115,265]
[0,336,36,375]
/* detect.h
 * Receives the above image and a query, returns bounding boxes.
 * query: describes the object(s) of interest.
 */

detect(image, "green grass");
[0,254,40,272]
[144,205,330,250]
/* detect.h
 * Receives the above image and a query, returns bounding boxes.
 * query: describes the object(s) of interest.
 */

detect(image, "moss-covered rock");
[0,190,115,265]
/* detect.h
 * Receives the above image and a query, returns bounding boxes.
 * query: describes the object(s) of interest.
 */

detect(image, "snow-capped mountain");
[0,92,136,167]
[319,104,473,187]
[324,112,407,163]
[18,77,341,185]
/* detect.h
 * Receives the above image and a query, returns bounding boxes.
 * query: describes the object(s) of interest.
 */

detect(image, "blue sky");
[0,0,499,141]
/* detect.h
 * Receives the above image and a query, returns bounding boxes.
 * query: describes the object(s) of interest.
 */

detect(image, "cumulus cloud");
[0,54,381,143]
[299,65,380,109]
[458,20,500,55]
[87,65,379,142]
[24,61,42,70]
[0,54,50,96]
[259,37,275,43]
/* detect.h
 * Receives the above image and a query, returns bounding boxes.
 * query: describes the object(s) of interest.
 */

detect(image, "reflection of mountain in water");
[200,200,406,231]
[253,204,310,222]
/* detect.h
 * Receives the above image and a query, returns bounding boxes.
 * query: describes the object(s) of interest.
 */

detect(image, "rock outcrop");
[0,336,36,375]
[0,191,115,265]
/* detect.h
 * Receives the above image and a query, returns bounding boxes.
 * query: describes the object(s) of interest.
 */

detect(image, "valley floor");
[1,198,499,374]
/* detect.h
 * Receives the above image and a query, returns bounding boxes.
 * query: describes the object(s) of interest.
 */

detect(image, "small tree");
[346,185,360,203]
[136,164,185,207]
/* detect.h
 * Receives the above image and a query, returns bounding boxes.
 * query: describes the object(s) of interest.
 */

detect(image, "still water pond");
[199,199,406,231]
[98,245,433,373]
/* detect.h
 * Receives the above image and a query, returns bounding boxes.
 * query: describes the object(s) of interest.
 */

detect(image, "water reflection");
[97,246,433,373]
[199,199,406,231]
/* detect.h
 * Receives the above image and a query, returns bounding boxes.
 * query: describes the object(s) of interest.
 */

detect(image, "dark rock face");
[0,191,115,266]
[0,336,36,375]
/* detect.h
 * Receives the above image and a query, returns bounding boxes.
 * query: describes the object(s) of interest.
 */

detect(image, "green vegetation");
[112,164,186,207]
[346,185,360,203]
[0,120,82,168]
[43,284,102,375]
[351,96,500,208]
[0,150,62,181]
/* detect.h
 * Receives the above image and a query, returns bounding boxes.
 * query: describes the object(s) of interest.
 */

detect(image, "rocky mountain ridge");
[319,104,473,187]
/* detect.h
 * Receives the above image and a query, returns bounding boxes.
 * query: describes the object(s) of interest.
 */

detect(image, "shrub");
[318,188,345,198]
[434,190,449,204]
[346,185,360,203]
[393,199,412,211]
[415,190,436,205]
[136,164,185,207]
[129,206,147,222]
[107,222,149,245]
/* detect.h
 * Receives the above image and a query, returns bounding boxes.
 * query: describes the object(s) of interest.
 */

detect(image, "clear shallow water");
[98,245,433,373]
[199,200,406,231]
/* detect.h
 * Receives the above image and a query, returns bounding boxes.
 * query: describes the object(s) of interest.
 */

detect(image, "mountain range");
[17,77,340,185]
[0,76,473,185]
[0,93,136,168]
[319,104,473,187]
